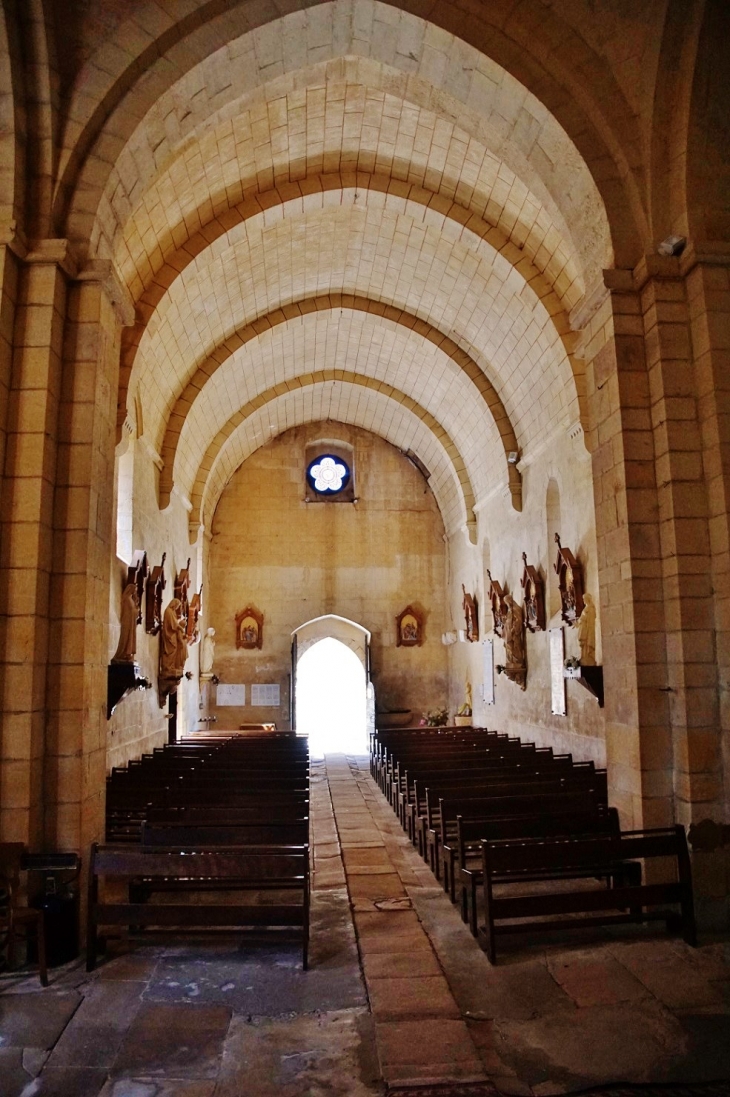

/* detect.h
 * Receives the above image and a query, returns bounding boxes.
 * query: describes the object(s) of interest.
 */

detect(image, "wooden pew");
[451,805,620,933]
[479,825,696,963]
[86,843,310,969]
[420,767,607,873]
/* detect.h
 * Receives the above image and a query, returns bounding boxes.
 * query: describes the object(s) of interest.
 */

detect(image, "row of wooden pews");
[87,732,310,969]
[370,725,696,962]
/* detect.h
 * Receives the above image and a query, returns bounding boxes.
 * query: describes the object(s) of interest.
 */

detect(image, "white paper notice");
[216,684,246,706]
[550,628,566,716]
[251,683,281,707]
[482,639,495,705]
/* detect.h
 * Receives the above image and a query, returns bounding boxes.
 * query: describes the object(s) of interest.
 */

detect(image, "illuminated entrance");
[295,637,368,755]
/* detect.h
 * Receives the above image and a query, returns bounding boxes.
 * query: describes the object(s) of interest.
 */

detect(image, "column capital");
[75,259,135,327]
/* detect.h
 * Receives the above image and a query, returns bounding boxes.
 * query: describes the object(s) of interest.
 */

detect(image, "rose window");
[307,455,350,495]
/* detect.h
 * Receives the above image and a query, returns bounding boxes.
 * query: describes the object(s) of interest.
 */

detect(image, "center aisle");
[324,753,496,1090]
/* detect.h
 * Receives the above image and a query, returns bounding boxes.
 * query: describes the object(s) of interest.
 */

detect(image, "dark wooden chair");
[0,843,47,986]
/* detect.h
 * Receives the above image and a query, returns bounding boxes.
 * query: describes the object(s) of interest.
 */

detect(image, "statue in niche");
[496,595,527,690]
[111,581,139,664]
[159,597,188,701]
[577,593,597,666]
[200,627,216,680]
[462,584,479,642]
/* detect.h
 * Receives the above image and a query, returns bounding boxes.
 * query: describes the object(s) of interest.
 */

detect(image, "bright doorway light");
[296,637,367,756]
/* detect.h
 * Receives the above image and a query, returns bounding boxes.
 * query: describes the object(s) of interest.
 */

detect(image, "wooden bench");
[452,805,620,933]
[479,825,696,963]
[86,843,310,969]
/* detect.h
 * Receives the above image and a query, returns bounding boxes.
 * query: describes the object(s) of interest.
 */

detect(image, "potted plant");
[564,655,581,679]
[420,707,448,727]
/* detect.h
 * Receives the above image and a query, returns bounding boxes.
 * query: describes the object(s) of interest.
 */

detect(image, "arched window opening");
[546,478,562,621]
[296,637,367,756]
[116,441,135,564]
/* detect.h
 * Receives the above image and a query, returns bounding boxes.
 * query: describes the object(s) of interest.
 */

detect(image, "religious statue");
[496,594,527,690]
[577,593,597,666]
[159,597,188,701]
[200,627,216,680]
[462,584,479,642]
[111,582,139,664]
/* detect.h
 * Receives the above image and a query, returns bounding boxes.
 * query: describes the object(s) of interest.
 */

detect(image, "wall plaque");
[251,683,280,706]
[217,683,246,706]
[550,627,567,715]
[482,639,495,705]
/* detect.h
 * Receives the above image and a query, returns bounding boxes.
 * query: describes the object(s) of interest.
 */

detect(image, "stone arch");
[198,385,471,545]
[119,177,579,438]
[0,2,24,228]
[294,614,371,668]
[191,372,478,542]
[54,0,646,267]
[158,294,521,514]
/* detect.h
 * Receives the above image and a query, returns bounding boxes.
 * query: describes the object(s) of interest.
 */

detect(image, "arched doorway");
[292,616,372,755]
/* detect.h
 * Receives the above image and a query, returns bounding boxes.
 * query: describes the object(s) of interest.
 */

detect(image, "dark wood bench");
[452,805,620,933]
[420,767,607,873]
[479,825,696,962]
[86,843,310,969]
[141,821,309,847]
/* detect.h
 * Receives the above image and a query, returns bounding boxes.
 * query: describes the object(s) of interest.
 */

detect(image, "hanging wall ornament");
[554,534,585,627]
[520,552,545,633]
[145,552,166,635]
[461,585,479,642]
[485,570,507,637]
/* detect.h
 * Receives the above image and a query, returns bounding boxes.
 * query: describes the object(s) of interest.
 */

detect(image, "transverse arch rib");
[190,373,479,543]
[160,294,522,515]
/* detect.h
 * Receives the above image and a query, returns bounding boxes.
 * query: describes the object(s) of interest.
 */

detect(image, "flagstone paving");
[1,754,729,1096]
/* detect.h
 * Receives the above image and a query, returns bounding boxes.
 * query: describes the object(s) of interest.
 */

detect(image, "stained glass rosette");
[307,454,350,494]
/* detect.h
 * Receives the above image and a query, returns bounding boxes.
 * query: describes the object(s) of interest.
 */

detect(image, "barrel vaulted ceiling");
[82,1,615,540]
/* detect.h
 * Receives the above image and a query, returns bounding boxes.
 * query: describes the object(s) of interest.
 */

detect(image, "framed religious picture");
[485,570,507,637]
[396,605,423,647]
[520,552,545,632]
[554,534,585,626]
[462,584,479,642]
[235,605,264,650]
[145,552,166,635]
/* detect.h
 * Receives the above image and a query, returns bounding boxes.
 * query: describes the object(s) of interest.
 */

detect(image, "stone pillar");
[685,252,730,923]
[581,274,671,831]
[44,263,132,857]
[0,241,69,846]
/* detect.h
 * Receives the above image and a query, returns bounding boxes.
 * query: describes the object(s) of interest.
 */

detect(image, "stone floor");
[1,754,729,1097]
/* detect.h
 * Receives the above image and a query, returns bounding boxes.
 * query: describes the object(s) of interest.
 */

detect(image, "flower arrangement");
[420,707,448,727]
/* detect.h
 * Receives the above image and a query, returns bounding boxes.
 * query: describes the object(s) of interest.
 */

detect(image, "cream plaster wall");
[206,422,448,731]
[447,427,607,767]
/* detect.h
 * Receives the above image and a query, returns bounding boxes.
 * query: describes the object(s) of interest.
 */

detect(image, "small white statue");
[200,627,216,680]
[577,593,597,665]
